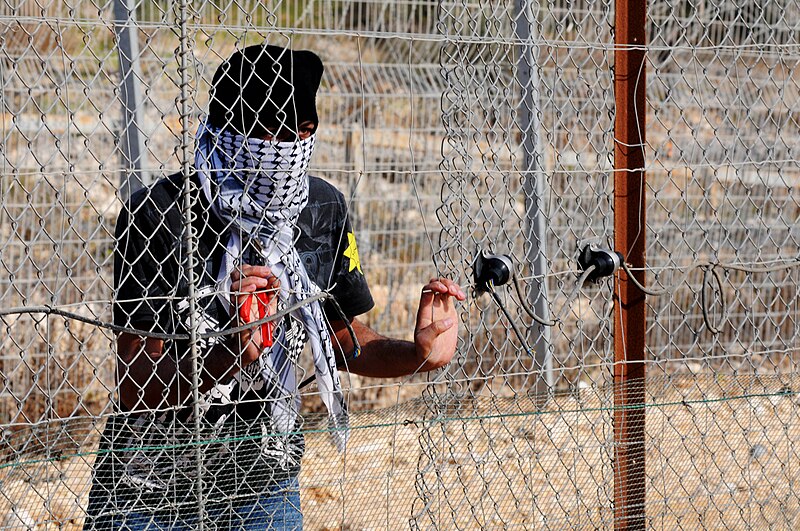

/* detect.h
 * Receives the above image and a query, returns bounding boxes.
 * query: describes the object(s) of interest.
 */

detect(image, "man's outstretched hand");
[414,277,466,371]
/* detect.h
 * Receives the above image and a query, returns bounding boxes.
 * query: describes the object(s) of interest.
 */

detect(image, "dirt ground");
[2,375,800,530]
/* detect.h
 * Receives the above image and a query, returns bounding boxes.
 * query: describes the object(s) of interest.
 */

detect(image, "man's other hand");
[231,264,280,366]
[414,277,466,371]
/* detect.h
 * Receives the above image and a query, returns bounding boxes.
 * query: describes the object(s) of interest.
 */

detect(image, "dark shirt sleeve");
[298,177,374,320]
[113,188,183,335]
[325,207,374,319]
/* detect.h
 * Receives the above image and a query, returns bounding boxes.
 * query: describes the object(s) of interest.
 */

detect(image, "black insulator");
[578,244,623,282]
[474,252,513,293]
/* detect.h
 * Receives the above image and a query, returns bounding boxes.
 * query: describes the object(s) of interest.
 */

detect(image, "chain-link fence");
[2,0,800,528]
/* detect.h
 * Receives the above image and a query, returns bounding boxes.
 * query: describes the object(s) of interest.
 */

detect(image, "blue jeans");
[113,478,302,530]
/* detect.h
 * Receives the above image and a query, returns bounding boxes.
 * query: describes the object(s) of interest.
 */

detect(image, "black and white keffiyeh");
[195,122,349,451]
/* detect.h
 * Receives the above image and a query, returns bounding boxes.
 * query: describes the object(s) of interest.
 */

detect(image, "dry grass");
[2,375,799,529]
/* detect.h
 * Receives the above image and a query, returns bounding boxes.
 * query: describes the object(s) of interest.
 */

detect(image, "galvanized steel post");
[113,0,148,199]
[515,0,554,399]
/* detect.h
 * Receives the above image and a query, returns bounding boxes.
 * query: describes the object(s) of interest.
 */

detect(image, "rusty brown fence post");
[614,0,647,528]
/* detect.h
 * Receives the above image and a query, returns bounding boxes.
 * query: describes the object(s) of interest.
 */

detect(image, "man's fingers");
[231,277,273,293]
[418,278,463,327]
[440,278,466,300]
[230,263,281,294]
[230,264,275,282]
[423,278,466,300]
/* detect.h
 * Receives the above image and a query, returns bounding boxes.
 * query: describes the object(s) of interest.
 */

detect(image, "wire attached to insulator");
[620,257,800,298]
[509,244,618,327]
[512,265,598,327]
[618,259,796,335]
[486,280,535,357]
[486,266,599,357]
[474,248,602,359]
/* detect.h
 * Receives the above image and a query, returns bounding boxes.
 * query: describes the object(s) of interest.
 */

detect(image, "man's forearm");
[332,278,464,378]
[119,334,246,410]
[336,320,437,378]
[341,336,419,377]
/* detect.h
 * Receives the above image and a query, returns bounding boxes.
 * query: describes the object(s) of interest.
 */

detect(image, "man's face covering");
[201,126,316,235]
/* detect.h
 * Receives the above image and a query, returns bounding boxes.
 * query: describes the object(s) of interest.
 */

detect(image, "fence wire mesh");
[1,0,800,529]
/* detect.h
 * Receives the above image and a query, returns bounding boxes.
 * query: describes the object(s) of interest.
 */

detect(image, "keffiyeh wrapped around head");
[195,44,348,451]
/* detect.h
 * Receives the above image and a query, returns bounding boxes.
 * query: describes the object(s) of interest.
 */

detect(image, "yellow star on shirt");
[343,232,363,274]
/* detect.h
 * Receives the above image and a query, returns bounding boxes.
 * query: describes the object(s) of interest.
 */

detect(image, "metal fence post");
[172,0,203,524]
[613,0,647,526]
[113,0,148,199]
[515,0,554,397]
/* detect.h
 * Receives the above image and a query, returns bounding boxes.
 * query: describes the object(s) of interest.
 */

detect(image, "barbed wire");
[0,292,328,341]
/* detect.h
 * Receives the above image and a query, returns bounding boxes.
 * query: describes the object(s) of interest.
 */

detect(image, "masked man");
[83,44,465,529]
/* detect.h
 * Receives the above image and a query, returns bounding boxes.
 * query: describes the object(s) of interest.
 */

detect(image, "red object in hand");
[239,291,274,348]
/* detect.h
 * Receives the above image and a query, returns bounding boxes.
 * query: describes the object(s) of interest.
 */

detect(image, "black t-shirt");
[85,173,373,523]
